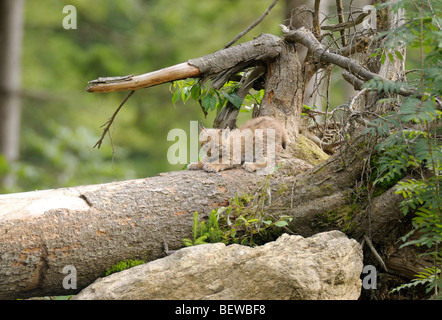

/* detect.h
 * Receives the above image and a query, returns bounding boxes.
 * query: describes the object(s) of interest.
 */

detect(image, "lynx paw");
[187,162,203,170]
[242,162,257,172]
[203,163,221,173]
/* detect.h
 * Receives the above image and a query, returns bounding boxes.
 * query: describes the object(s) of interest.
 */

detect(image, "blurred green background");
[1,0,285,193]
[0,0,422,194]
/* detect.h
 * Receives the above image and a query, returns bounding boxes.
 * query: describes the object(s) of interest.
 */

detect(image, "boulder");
[73,231,363,300]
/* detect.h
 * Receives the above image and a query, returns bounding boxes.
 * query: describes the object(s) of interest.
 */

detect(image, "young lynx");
[187,116,288,173]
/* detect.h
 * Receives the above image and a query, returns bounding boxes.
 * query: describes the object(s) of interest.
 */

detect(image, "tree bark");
[257,38,304,139]
[0,170,269,299]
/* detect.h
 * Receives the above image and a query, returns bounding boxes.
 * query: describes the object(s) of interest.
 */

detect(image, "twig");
[348,88,367,111]
[321,11,371,31]
[162,241,177,256]
[313,0,321,38]
[93,90,135,149]
[342,70,364,90]
[363,234,389,272]
[336,0,347,46]
[224,0,279,49]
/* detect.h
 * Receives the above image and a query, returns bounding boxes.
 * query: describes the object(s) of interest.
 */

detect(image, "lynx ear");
[199,122,206,131]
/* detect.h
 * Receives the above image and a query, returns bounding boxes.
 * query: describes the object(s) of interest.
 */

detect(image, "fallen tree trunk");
[0,169,275,299]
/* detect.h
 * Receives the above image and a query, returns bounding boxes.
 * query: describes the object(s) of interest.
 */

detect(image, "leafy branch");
[170,78,263,117]
[363,0,442,299]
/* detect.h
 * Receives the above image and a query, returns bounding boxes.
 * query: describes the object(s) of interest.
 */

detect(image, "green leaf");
[223,92,243,108]
[274,220,288,227]
[387,52,394,63]
[201,94,217,111]
[194,235,208,245]
[381,53,386,65]
[172,88,182,105]
[246,218,260,225]
[181,86,191,103]
[183,238,193,246]
[190,83,201,101]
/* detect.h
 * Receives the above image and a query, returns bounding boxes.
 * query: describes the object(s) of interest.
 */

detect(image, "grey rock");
[73,231,363,300]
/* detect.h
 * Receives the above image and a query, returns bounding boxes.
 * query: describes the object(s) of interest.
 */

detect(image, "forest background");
[0,0,420,193]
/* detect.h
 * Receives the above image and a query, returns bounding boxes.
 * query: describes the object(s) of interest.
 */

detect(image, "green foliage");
[51,295,73,300]
[364,0,442,298]
[391,266,441,297]
[184,167,293,247]
[183,210,222,246]
[3,0,283,193]
[221,193,293,246]
[183,204,293,248]
[171,77,264,116]
[103,259,146,277]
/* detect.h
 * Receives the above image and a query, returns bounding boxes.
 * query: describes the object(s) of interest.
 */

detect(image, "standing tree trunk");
[0,0,25,187]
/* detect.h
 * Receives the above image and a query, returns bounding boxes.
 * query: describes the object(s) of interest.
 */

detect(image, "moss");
[318,184,333,196]
[276,183,289,196]
[312,203,360,234]
[102,259,146,277]
[292,134,329,166]
[234,193,253,206]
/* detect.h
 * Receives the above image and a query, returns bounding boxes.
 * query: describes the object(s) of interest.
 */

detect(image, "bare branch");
[282,26,376,80]
[86,63,201,93]
[280,26,417,98]
[313,0,321,38]
[321,11,371,31]
[93,90,135,149]
[335,0,347,46]
[342,70,364,90]
[224,0,280,49]
[363,235,389,272]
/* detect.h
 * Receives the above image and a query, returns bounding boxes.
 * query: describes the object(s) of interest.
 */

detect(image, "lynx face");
[187,117,288,173]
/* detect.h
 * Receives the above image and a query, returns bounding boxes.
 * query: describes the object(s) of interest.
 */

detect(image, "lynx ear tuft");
[199,122,206,131]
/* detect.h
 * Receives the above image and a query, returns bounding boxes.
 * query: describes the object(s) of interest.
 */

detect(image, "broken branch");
[86,34,281,94]
[86,63,201,93]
